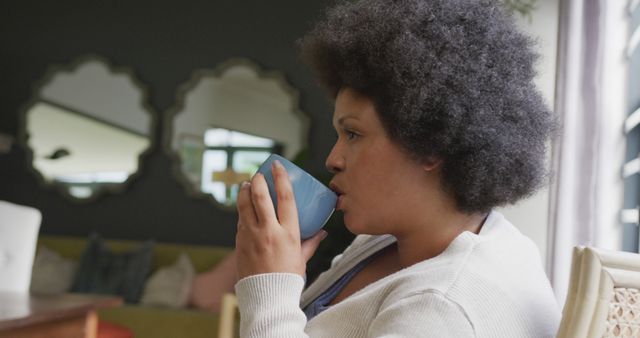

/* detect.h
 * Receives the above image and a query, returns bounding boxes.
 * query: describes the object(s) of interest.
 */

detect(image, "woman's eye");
[346,130,358,140]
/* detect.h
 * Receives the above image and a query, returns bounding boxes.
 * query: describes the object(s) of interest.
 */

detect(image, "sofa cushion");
[141,252,195,308]
[71,234,155,303]
[98,305,222,338]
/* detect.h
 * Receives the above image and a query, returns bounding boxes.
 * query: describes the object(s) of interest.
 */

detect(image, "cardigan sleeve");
[367,291,475,337]
[237,274,475,338]
[235,273,309,338]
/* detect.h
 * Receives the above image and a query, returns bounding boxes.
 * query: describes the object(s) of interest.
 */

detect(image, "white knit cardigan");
[235,211,561,337]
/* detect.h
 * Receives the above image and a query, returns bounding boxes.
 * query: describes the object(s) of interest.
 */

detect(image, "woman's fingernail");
[320,230,328,240]
[241,181,251,190]
[273,160,284,170]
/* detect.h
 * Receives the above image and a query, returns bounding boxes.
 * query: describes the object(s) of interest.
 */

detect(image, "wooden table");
[0,292,122,338]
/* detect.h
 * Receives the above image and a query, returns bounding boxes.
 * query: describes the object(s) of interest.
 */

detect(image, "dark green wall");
[0,0,338,246]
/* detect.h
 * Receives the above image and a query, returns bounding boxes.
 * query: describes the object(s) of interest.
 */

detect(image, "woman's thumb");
[301,230,328,262]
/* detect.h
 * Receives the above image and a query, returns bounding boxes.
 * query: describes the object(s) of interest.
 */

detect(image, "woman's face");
[326,88,435,235]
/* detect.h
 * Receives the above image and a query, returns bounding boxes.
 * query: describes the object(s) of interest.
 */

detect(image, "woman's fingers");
[234,163,310,278]
[236,181,257,230]
[250,173,278,225]
[272,160,299,232]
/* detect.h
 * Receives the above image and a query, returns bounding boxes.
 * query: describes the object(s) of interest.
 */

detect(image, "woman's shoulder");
[376,240,558,335]
[381,212,551,303]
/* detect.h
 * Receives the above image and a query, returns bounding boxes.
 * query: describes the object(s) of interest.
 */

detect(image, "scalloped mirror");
[20,56,154,200]
[166,59,309,208]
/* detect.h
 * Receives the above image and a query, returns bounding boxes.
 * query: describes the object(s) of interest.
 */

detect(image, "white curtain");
[548,0,628,305]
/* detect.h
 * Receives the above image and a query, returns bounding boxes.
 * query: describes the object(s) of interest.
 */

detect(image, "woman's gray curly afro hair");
[300,0,557,213]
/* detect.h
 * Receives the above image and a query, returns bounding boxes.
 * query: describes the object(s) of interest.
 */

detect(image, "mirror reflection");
[23,56,153,200]
[168,59,309,207]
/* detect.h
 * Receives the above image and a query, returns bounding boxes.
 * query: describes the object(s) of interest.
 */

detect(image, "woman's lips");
[329,182,344,210]
[336,195,344,210]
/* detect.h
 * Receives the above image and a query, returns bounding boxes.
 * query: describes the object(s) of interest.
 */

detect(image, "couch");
[36,235,235,338]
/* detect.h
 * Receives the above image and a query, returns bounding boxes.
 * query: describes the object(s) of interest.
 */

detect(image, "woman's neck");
[392,211,487,268]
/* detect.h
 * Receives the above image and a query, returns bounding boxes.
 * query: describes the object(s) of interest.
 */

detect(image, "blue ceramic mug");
[255,154,337,239]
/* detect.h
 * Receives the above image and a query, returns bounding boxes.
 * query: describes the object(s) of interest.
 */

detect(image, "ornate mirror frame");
[164,58,310,210]
[17,55,156,202]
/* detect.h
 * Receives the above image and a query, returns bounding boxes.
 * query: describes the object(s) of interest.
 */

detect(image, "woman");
[234,0,560,337]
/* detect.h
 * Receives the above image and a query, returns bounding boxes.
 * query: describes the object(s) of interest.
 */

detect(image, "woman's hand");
[235,160,327,280]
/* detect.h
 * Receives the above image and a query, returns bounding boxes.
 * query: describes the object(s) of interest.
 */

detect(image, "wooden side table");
[0,292,122,338]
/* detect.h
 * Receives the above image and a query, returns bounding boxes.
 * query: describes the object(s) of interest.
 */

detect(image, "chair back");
[557,246,640,337]
[0,200,42,292]
[218,293,238,338]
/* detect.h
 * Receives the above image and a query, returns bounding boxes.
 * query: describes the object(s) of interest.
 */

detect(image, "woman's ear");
[423,156,443,171]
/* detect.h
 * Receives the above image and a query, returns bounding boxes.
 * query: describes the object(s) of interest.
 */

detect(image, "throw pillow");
[189,251,237,313]
[140,252,195,308]
[71,234,155,303]
[30,246,77,294]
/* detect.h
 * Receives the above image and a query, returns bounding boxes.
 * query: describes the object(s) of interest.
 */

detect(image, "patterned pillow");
[71,234,154,303]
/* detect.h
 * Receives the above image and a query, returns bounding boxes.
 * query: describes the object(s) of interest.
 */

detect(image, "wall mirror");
[20,56,154,200]
[166,58,309,208]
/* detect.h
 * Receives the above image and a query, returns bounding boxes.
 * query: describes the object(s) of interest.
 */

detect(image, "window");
[200,128,281,205]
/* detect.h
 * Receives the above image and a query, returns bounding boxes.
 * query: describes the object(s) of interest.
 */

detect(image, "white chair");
[0,200,42,293]
[557,246,640,338]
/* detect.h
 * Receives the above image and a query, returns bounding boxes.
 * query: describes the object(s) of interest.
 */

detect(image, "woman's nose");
[325,142,344,174]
